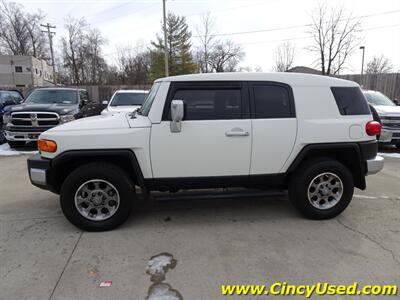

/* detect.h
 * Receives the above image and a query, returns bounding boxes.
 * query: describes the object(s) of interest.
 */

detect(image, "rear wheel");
[289,158,354,219]
[7,140,25,148]
[60,162,135,231]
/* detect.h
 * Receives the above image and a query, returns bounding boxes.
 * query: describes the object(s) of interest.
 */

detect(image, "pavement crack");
[48,231,83,300]
[336,219,400,267]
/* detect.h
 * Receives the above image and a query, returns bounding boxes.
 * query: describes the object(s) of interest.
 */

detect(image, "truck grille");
[381,116,400,129]
[10,112,60,127]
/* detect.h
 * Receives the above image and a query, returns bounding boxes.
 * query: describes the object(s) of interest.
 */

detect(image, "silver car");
[364,90,400,149]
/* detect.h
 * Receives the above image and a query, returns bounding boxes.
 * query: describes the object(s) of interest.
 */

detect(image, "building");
[286,66,322,75]
[0,55,55,88]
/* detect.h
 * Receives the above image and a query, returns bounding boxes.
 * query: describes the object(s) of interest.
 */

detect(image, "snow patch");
[0,143,38,156]
[379,152,400,159]
[146,283,182,300]
[146,253,177,282]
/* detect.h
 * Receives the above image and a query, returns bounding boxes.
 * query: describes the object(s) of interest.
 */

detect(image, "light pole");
[162,0,169,77]
[360,46,365,75]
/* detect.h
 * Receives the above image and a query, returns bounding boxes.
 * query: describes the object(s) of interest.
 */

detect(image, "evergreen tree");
[150,13,197,80]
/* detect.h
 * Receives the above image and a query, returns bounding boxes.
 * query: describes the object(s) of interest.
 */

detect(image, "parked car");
[101,90,148,116]
[3,87,101,148]
[363,90,400,149]
[28,73,383,231]
[0,90,24,144]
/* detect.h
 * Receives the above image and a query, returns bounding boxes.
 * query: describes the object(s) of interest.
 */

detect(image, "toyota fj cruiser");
[27,73,384,231]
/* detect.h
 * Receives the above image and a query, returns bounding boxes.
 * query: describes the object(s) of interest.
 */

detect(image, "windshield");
[141,82,161,116]
[364,91,395,107]
[25,90,78,104]
[110,92,147,106]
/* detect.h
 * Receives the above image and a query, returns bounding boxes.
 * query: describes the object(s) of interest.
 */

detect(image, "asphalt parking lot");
[0,149,399,300]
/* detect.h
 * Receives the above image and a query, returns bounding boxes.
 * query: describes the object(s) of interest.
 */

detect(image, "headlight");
[2,114,11,124]
[60,114,75,123]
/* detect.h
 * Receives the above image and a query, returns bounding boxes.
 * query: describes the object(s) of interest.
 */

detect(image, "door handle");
[225,128,250,137]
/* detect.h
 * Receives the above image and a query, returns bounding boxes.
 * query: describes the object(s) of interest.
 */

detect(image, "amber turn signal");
[38,139,57,153]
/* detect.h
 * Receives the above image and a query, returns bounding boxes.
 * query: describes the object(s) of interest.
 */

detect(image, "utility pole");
[360,46,365,75]
[41,23,57,85]
[162,0,169,77]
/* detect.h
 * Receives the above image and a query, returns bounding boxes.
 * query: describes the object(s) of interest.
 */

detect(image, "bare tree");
[366,55,393,74]
[61,17,108,85]
[62,17,86,84]
[25,11,47,59]
[117,42,151,85]
[208,40,244,72]
[195,12,217,73]
[273,41,295,72]
[0,0,47,58]
[308,5,361,75]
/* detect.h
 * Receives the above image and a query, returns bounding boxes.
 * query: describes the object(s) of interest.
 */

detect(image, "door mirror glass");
[170,100,184,133]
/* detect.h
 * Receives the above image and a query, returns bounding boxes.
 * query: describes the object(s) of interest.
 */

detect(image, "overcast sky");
[13,0,400,73]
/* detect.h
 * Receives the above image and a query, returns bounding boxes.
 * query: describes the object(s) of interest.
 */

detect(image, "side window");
[2,92,15,104]
[331,87,371,115]
[252,84,293,118]
[9,92,23,103]
[172,89,242,120]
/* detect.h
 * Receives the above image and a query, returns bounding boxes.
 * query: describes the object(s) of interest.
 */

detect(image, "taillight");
[365,121,381,136]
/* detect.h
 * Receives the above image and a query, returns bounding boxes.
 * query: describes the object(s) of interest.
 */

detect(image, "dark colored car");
[3,88,101,148]
[0,90,24,144]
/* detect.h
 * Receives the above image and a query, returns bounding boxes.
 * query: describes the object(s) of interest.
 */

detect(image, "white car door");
[150,82,252,178]
[249,82,297,174]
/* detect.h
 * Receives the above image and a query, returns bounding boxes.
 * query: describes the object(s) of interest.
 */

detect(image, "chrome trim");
[4,130,42,141]
[378,130,393,143]
[10,111,59,127]
[367,156,384,175]
[30,168,46,185]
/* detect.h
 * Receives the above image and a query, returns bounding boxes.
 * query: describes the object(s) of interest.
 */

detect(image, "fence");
[4,74,400,102]
[80,84,152,102]
[338,73,400,100]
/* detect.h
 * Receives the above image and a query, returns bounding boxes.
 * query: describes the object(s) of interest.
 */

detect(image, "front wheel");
[289,158,354,219]
[60,162,135,231]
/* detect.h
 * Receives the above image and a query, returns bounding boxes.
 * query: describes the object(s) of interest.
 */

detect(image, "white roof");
[156,72,358,87]
[115,89,148,93]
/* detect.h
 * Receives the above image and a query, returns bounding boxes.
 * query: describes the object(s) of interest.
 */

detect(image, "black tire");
[395,144,400,150]
[7,140,25,148]
[60,162,135,231]
[289,158,354,220]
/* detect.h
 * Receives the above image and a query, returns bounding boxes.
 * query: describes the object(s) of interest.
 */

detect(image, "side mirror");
[80,99,88,108]
[102,100,109,105]
[170,100,184,133]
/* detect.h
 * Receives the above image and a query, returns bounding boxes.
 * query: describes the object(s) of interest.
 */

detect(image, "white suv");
[28,73,383,231]
[101,89,148,116]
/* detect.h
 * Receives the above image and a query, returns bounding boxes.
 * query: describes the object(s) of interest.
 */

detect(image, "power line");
[192,9,400,38]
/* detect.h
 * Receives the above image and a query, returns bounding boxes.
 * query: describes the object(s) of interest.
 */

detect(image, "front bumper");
[379,129,400,144]
[27,154,56,192]
[5,130,42,141]
[366,155,384,175]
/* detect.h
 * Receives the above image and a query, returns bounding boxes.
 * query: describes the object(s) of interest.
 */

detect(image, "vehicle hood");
[6,103,79,115]
[373,105,400,116]
[46,112,151,132]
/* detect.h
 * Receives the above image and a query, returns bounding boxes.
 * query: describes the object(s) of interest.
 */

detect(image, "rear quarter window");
[331,87,371,115]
